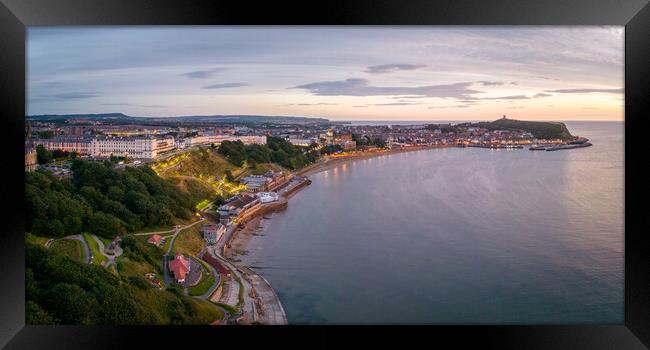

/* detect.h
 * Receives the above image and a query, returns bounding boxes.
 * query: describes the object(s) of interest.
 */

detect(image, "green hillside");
[471,118,574,140]
[26,243,223,325]
[151,147,248,206]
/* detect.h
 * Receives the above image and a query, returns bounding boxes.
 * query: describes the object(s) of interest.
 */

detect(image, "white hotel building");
[32,135,176,160]
[179,135,267,148]
[91,136,176,159]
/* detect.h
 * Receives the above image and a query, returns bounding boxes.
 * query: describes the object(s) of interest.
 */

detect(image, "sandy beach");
[298,145,447,177]
[226,214,273,262]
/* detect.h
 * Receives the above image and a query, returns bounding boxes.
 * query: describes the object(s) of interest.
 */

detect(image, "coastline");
[222,144,448,323]
[298,144,447,177]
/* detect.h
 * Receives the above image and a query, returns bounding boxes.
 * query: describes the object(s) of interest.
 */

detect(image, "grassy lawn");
[195,199,211,211]
[188,271,215,296]
[116,256,158,280]
[188,257,218,296]
[97,236,113,247]
[213,302,238,315]
[82,233,107,266]
[188,298,224,324]
[162,235,173,253]
[49,239,84,263]
[124,283,223,324]
[171,225,205,257]
[231,272,245,309]
[25,233,50,247]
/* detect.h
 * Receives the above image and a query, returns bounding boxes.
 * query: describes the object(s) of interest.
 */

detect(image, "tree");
[36,145,52,164]
[43,283,97,324]
[26,301,56,325]
[37,130,54,139]
[225,170,235,183]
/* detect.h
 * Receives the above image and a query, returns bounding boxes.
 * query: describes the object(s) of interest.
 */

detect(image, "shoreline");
[298,144,448,177]
[223,144,448,323]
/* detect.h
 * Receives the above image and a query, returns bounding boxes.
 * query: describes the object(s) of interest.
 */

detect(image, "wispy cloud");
[182,67,227,79]
[353,105,369,108]
[476,94,530,100]
[286,103,338,106]
[31,92,101,102]
[476,81,504,86]
[533,93,552,98]
[428,104,472,109]
[101,102,165,108]
[292,78,481,99]
[374,102,423,106]
[203,82,250,89]
[365,64,426,74]
[545,88,623,94]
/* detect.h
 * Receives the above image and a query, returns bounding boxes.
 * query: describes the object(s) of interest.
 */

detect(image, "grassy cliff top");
[472,118,574,140]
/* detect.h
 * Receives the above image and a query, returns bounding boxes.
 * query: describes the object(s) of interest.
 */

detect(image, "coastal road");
[207,233,287,325]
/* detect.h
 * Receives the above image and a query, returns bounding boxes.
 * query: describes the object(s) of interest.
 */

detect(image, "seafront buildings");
[25,116,576,174]
[217,193,262,225]
[202,223,226,245]
[28,134,267,160]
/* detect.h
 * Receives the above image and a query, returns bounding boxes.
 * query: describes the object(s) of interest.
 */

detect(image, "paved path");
[204,205,288,324]
[132,218,205,236]
[161,218,207,288]
[196,249,222,299]
[92,234,123,268]
[61,234,92,264]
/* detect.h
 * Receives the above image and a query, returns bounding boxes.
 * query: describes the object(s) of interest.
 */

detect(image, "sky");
[27,26,624,121]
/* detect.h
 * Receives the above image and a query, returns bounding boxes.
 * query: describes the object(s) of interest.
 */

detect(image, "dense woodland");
[217,136,317,169]
[25,160,195,239]
[26,243,220,325]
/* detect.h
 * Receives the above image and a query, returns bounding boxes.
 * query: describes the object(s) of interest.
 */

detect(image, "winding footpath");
[91,234,123,267]
[60,234,92,264]
[160,218,206,290]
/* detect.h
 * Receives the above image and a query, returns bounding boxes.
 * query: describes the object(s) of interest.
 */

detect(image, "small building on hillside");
[147,234,162,246]
[218,193,261,224]
[168,253,190,283]
[202,223,225,245]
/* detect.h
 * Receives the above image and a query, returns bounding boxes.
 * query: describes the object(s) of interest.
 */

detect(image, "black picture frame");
[1,0,649,348]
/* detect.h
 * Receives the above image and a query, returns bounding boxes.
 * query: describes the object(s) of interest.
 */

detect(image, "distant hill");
[26,113,330,125]
[468,118,574,140]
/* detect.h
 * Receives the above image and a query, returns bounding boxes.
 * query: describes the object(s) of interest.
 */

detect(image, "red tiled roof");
[148,234,162,244]
[168,254,190,281]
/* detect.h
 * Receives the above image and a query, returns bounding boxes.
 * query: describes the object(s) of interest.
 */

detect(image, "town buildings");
[258,192,279,203]
[241,171,291,193]
[29,135,176,159]
[25,147,38,172]
[217,193,261,225]
[202,223,226,245]
[178,135,267,149]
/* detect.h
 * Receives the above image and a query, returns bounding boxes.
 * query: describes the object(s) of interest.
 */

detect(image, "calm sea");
[242,121,624,324]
